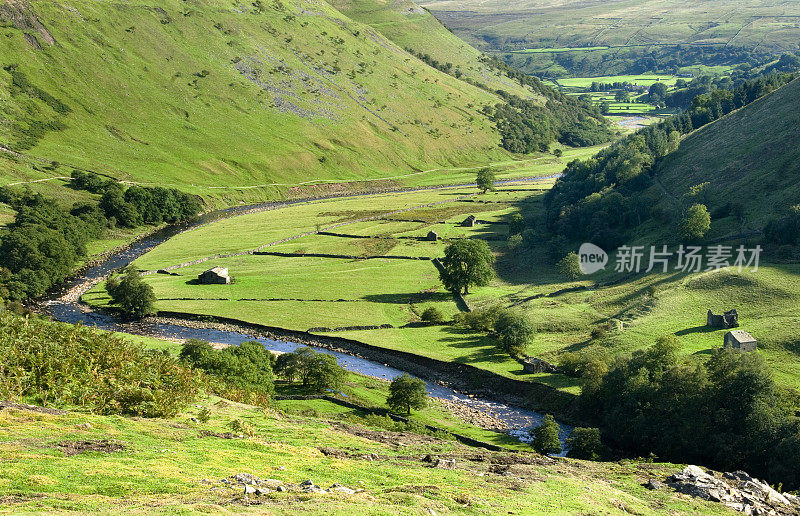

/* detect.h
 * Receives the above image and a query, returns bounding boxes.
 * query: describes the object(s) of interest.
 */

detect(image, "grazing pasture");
[85,174,800,396]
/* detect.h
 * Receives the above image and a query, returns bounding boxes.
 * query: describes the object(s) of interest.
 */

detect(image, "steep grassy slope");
[654,77,800,227]
[328,0,537,97]
[0,0,514,204]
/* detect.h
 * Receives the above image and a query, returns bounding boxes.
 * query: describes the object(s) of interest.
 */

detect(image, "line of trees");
[577,337,800,489]
[0,173,201,303]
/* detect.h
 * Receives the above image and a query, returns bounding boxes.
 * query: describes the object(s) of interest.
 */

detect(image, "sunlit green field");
[556,75,679,89]
[0,393,730,514]
[83,170,800,397]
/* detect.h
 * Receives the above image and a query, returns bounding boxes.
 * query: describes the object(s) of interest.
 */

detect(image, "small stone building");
[724,330,757,352]
[461,215,477,227]
[426,230,438,241]
[198,266,231,285]
[707,309,739,329]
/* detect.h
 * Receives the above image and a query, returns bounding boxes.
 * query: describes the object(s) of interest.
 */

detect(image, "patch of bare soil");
[56,439,125,456]
[199,430,245,439]
[331,423,449,448]
[0,401,66,415]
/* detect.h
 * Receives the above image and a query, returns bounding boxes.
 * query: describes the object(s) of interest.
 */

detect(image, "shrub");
[180,339,275,397]
[566,427,606,460]
[557,252,582,280]
[0,313,200,416]
[420,306,445,323]
[453,304,503,332]
[106,266,157,319]
[532,414,562,455]
[493,310,535,356]
[679,203,711,241]
[508,213,525,235]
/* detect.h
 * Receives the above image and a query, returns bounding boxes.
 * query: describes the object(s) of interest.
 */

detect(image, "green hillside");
[0,0,518,205]
[328,0,538,97]
[654,77,800,228]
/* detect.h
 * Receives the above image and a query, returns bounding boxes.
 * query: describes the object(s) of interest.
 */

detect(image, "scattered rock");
[75,423,92,430]
[276,485,287,492]
[644,479,664,490]
[435,458,455,470]
[300,479,314,486]
[330,483,356,495]
[243,485,256,495]
[233,473,262,485]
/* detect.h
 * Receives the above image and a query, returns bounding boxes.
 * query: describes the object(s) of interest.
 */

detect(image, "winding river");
[42,183,572,451]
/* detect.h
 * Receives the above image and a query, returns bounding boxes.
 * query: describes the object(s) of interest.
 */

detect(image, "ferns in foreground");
[0,313,200,417]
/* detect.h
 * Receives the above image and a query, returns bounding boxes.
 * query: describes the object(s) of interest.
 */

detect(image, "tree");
[532,414,562,455]
[106,266,156,318]
[557,252,582,280]
[648,82,668,103]
[439,239,495,295]
[386,373,428,414]
[679,203,711,241]
[476,167,496,194]
[614,90,630,103]
[566,427,606,460]
[493,310,534,356]
[274,347,345,393]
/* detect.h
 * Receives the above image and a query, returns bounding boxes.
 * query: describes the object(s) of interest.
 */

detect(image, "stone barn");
[461,215,477,227]
[707,309,739,328]
[198,266,231,285]
[426,230,438,241]
[724,330,757,352]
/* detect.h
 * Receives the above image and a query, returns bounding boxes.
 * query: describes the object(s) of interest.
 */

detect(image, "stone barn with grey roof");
[198,266,231,285]
[724,330,757,352]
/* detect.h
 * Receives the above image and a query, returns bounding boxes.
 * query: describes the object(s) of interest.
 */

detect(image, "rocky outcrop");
[518,357,560,375]
[664,465,800,514]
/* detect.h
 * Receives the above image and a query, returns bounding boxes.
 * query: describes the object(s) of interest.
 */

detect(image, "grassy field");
[0,392,733,514]
[81,161,800,398]
[418,0,798,77]
[556,75,679,89]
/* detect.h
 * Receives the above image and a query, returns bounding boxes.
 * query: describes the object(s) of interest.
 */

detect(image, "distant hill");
[655,77,800,229]
[0,0,526,203]
[418,0,800,76]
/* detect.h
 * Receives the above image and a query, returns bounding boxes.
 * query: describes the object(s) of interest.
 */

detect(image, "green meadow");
[84,171,800,397]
